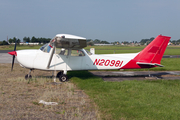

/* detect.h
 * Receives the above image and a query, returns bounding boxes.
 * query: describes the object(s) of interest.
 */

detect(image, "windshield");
[40,43,48,51]
[40,43,51,53]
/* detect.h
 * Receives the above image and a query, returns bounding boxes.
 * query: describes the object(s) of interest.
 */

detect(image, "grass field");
[70,71,180,119]
[85,46,180,55]
[1,64,180,119]
[0,64,97,119]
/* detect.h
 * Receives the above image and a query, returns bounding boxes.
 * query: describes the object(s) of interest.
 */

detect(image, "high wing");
[50,34,87,49]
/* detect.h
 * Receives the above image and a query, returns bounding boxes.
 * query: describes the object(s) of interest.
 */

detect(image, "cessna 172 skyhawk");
[8,34,171,82]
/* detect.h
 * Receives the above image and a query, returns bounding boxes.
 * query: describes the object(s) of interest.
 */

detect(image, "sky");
[1,0,180,42]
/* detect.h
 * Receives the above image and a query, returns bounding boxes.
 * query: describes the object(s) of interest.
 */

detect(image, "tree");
[8,38,13,43]
[23,37,30,43]
[0,40,8,45]
[150,37,155,41]
[100,41,110,44]
[2,40,9,45]
[8,37,20,44]
[140,37,155,45]
[31,36,37,43]
[27,37,30,42]
[86,39,94,46]
[94,39,101,44]
[23,37,27,42]
[17,39,20,44]
[12,37,16,43]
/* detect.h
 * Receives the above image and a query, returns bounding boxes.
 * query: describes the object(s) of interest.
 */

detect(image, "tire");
[59,74,68,82]
[56,71,63,77]
[25,74,32,80]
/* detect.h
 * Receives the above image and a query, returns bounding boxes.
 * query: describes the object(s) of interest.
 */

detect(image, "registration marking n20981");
[93,59,123,67]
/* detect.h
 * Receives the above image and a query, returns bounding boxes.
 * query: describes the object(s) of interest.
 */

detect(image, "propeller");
[8,39,17,71]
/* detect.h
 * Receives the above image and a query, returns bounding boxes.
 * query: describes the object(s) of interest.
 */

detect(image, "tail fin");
[121,35,171,69]
[135,35,171,64]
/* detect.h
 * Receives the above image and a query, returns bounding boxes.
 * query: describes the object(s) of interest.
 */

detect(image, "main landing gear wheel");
[25,74,32,80]
[59,74,68,82]
[56,71,63,77]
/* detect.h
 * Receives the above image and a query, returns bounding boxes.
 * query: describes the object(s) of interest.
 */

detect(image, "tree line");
[139,37,180,45]
[86,39,110,46]
[0,36,51,45]
[23,36,51,43]
[1,36,180,46]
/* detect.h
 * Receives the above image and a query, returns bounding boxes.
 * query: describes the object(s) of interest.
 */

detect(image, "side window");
[71,50,85,56]
[56,48,68,56]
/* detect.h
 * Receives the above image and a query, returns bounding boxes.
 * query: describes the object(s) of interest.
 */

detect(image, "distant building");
[168,42,171,45]
[11,42,39,45]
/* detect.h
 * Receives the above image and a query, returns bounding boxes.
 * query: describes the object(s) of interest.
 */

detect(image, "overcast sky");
[1,0,180,42]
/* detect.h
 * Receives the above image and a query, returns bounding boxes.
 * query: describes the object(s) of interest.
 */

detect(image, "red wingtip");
[8,51,17,56]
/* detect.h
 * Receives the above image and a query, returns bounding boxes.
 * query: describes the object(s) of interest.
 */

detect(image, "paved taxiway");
[0,52,18,63]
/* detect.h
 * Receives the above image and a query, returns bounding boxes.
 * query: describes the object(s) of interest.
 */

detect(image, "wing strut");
[47,39,56,69]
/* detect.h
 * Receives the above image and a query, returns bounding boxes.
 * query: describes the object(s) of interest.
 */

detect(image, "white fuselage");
[10,34,171,74]
[16,48,138,71]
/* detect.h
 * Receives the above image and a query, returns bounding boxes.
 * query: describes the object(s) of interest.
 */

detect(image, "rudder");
[120,35,171,69]
[134,35,171,64]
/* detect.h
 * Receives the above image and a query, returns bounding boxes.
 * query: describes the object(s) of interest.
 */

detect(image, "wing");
[50,34,87,49]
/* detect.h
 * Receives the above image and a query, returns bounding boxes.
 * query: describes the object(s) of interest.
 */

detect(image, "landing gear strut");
[25,69,32,79]
[57,71,68,82]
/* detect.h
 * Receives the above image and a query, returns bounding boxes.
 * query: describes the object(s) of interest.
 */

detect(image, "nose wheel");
[25,69,33,80]
[25,74,32,79]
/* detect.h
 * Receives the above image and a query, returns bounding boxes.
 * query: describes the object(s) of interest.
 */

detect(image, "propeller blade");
[10,39,17,71]
[11,55,15,71]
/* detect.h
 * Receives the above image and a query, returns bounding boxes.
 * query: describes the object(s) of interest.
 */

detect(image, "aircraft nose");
[8,51,17,56]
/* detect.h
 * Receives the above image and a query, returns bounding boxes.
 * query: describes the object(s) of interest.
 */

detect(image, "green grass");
[69,71,180,119]
[85,46,180,55]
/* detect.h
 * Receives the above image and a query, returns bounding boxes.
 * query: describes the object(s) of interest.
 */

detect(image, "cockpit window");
[40,43,51,53]
[40,43,48,51]
[56,48,85,56]
[71,50,85,56]
[56,48,68,56]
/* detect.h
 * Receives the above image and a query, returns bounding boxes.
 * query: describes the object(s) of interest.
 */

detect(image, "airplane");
[8,34,171,82]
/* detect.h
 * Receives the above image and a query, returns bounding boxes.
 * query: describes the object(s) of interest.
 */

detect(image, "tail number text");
[93,59,123,67]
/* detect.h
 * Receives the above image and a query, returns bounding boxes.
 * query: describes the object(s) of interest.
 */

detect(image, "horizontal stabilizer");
[136,62,164,67]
